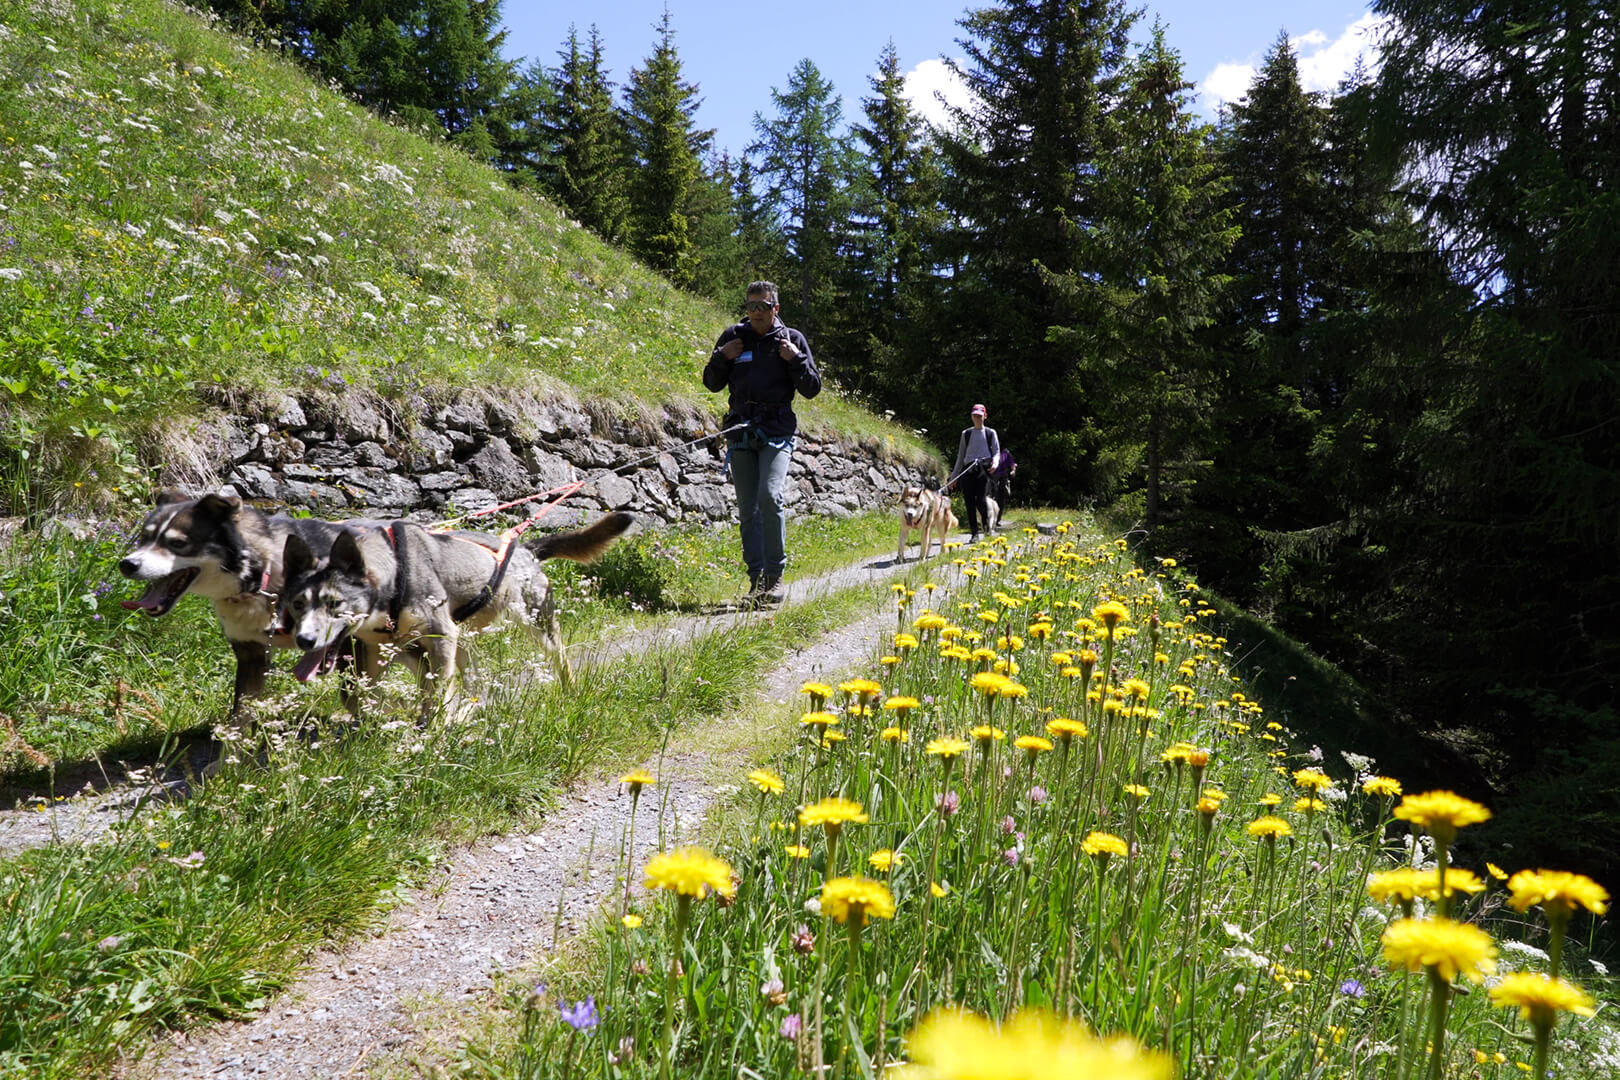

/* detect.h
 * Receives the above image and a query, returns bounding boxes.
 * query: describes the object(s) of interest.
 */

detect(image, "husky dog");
[278,511,634,713]
[118,490,370,720]
[897,484,957,562]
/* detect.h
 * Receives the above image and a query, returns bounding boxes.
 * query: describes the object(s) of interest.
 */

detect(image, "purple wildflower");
[559,996,599,1031]
[1339,979,1365,998]
[779,1013,803,1040]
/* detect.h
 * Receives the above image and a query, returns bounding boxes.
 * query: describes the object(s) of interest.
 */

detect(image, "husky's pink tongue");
[121,580,174,612]
[293,646,328,683]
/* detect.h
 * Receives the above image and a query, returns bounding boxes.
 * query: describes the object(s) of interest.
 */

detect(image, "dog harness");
[375,522,521,628]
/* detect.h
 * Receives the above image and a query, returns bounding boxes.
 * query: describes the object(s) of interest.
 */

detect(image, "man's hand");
[779,338,801,361]
[720,339,744,360]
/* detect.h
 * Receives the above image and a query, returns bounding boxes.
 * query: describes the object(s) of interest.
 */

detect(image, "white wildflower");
[354,281,384,303]
[169,294,192,304]
[1224,946,1271,971]
[122,222,145,239]
[0,269,23,281]
[32,145,58,161]
[152,237,177,252]
[212,208,234,225]
[316,230,334,244]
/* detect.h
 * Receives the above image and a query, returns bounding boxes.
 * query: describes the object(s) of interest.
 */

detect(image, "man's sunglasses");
[745,300,776,312]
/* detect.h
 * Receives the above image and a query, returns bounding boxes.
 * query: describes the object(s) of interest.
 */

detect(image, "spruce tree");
[622,10,713,284]
[844,42,946,399]
[932,0,1139,496]
[1047,24,1235,542]
[540,26,629,241]
[747,59,856,339]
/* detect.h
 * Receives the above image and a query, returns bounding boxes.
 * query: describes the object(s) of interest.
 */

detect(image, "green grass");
[0,0,937,512]
[452,528,1618,1080]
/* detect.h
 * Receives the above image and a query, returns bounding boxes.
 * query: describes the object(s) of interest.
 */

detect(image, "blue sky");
[498,1,1386,159]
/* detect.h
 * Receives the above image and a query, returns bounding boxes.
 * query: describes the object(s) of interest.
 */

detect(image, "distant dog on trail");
[118,490,372,721]
[278,511,634,715]
[897,484,957,562]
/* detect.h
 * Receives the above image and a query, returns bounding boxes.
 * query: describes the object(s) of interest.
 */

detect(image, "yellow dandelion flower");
[1488,973,1597,1026]
[971,725,1007,744]
[622,913,642,929]
[1505,869,1610,917]
[840,678,883,701]
[785,844,811,859]
[884,695,921,714]
[799,797,869,830]
[1045,717,1089,742]
[620,769,656,795]
[1257,793,1283,806]
[927,737,969,760]
[820,876,896,926]
[1014,735,1053,756]
[1368,868,1429,905]
[880,726,909,743]
[867,849,904,873]
[1122,783,1150,800]
[1363,776,1403,798]
[931,881,949,898]
[1247,816,1293,839]
[1393,790,1492,845]
[643,847,735,899]
[1486,862,1508,881]
[997,679,1029,699]
[800,711,840,729]
[821,731,847,748]
[802,682,833,709]
[1201,788,1228,802]
[1121,678,1152,701]
[1292,768,1333,792]
[1093,600,1130,632]
[1293,797,1327,813]
[1188,748,1210,768]
[1196,797,1221,817]
[970,671,1007,695]
[747,768,785,795]
[906,1008,1173,1080]
[1081,831,1129,860]
[1414,867,1487,900]
[1380,917,1497,983]
[1161,742,1195,765]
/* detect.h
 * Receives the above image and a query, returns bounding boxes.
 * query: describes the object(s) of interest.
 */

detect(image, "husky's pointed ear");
[283,533,315,582]
[197,491,242,519]
[329,529,366,574]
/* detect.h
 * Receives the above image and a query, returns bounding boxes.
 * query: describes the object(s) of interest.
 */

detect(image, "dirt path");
[111,543,970,1079]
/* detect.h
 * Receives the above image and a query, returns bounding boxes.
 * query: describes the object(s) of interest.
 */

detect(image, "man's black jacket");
[703,318,820,439]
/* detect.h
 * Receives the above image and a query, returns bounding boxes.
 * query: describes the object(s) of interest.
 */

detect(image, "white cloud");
[903,57,970,130]
[1198,14,1388,112]
[1201,62,1257,111]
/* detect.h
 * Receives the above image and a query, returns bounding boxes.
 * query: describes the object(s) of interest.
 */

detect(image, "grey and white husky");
[278,511,634,713]
[118,490,372,720]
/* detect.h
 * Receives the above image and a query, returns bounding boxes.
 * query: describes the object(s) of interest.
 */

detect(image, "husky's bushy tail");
[524,511,636,562]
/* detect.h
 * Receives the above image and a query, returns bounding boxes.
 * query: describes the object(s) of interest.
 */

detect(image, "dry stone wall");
[200,388,933,528]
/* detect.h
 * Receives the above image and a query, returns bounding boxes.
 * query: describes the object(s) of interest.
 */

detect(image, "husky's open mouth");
[120,568,200,616]
[293,627,351,683]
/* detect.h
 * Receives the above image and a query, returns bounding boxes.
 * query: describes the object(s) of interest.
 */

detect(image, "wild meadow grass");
[0,0,932,512]
[469,528,1617,1080]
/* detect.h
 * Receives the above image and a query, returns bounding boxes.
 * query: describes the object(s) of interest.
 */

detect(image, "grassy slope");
[0,0,935,509]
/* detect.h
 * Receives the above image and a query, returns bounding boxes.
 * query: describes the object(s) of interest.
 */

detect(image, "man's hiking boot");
[750,574,784,607]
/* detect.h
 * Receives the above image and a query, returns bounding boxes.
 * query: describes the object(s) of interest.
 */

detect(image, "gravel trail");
[110,546,954,1078]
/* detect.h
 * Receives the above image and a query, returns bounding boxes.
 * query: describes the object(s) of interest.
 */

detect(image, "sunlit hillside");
[0,0,926,507]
